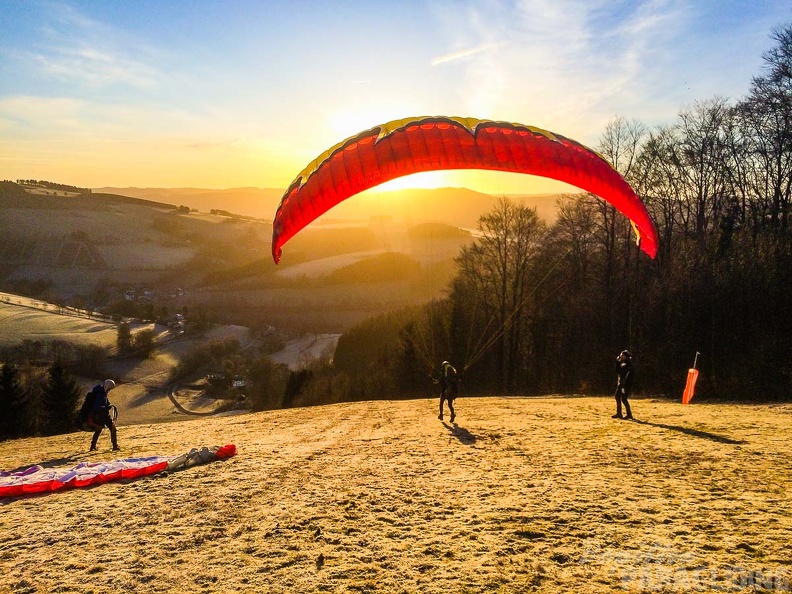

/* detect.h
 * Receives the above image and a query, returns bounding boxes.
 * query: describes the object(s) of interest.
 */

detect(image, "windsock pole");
[682,351,700,405]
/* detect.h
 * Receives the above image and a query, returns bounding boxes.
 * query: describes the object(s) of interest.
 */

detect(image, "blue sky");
[0,0,789,192]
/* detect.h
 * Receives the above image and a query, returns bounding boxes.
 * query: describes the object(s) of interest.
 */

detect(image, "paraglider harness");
[79,405,117,432]
[77,389,118,432]
[435,362,461,400]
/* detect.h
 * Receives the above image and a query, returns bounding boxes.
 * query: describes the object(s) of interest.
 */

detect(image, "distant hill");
[95,186,565,228]
[0,180,569,334]
[1,181,179,211]
[345,188,563,228]
[0,182,232,300]
[94,187,283,220]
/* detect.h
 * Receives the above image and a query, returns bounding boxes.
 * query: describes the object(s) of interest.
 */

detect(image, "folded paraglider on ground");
[0,444,237,498]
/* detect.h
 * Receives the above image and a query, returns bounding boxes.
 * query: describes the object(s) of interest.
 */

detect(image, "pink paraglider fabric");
[0,444,236,498]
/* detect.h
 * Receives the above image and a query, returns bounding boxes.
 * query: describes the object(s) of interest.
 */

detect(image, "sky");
[0,0,790,195]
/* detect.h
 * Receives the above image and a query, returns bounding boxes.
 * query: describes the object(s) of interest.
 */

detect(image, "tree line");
[0,361,83,440]
[14,179,91,194]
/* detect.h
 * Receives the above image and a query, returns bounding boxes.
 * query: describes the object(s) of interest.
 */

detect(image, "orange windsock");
[681,352,700,405]
[682,369,699,404]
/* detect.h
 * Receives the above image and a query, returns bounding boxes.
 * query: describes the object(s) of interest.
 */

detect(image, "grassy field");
[0,297,118,350]
[1,396,790,593]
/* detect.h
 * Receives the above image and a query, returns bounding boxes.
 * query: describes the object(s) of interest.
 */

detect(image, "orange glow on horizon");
[369,169,578,196]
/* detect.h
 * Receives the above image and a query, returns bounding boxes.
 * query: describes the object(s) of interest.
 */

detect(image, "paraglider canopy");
[271,116,659,263]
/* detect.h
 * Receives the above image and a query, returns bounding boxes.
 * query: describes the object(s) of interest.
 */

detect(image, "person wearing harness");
[438,360,460,423]
[89,379,120,451]
[613,350,634,420]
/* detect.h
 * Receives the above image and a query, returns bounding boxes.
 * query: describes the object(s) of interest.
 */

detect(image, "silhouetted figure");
[438,360,459,423]
[89,379,120,451]
[613,350,634,420]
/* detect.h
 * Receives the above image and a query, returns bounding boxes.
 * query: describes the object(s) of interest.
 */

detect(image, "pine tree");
[0,363,25,440]
[39,363,82,436]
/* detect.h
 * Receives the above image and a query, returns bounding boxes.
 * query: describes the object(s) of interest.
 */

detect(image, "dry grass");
[1,396,790,593]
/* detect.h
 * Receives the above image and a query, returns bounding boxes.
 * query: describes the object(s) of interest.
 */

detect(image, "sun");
[371,171,452,192]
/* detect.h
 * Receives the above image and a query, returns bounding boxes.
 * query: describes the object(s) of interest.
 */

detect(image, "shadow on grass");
[633,419,746,444]
[442,422,478,445]
[129,389,166,408]
[6,451,93,474]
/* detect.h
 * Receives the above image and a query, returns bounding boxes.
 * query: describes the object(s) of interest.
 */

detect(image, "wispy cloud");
[431,43,500,66]
[32,46,160,89]
[0,96,85,128]
[27,2,163,89]
[430,0,691,138]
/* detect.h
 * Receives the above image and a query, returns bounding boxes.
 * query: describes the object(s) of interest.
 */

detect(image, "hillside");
[0,182,566,334]
[0,295,119,350]
[94,186,564,228]
[0,185,230,297]
[94,187,283,220]
[1,397,790,593]
[0,184,477,333]
[0,291,256,424]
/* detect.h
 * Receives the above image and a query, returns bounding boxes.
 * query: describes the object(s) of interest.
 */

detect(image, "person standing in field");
[613,350,634,420]
[89,379,120,451]
[438,360,460,423]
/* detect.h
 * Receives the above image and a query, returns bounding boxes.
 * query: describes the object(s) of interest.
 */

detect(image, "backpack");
[444,364,458,384]
[76,390,101,432]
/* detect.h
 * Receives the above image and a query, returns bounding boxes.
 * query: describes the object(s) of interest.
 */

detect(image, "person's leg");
[90,427,102,450]
[439,391,446,419]
[613,388,623,418]
[448,398,455,423]
[622,390,633,419]
[108,421,119,449]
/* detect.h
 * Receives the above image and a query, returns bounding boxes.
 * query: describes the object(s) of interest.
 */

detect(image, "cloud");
[33,46,160,89]
[431,43,500,66]
[0,93,209,149]
[429,0,691,138]
[26,2,163,90]
[0,96,85,128]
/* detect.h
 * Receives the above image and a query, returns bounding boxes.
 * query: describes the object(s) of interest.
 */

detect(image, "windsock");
[682,352,700,405]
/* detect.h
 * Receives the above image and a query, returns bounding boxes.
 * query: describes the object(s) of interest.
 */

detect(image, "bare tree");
[453,197,547,392]
[735,23,792,230]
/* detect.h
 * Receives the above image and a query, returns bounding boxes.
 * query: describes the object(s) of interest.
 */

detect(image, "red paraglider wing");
[0,445,237,498]
[272,116,658,262]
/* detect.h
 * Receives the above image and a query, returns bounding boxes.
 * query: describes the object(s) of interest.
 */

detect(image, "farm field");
[0,293,118,350]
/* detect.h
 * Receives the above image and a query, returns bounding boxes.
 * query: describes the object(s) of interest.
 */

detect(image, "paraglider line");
[463,247,571,372]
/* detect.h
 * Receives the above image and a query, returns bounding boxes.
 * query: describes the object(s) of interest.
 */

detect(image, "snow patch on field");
[269,334,341,369]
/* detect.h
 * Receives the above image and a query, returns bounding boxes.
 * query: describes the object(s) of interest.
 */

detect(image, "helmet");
[442,360,449,366]
[619,350,632,359]
[103,379,116,392]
